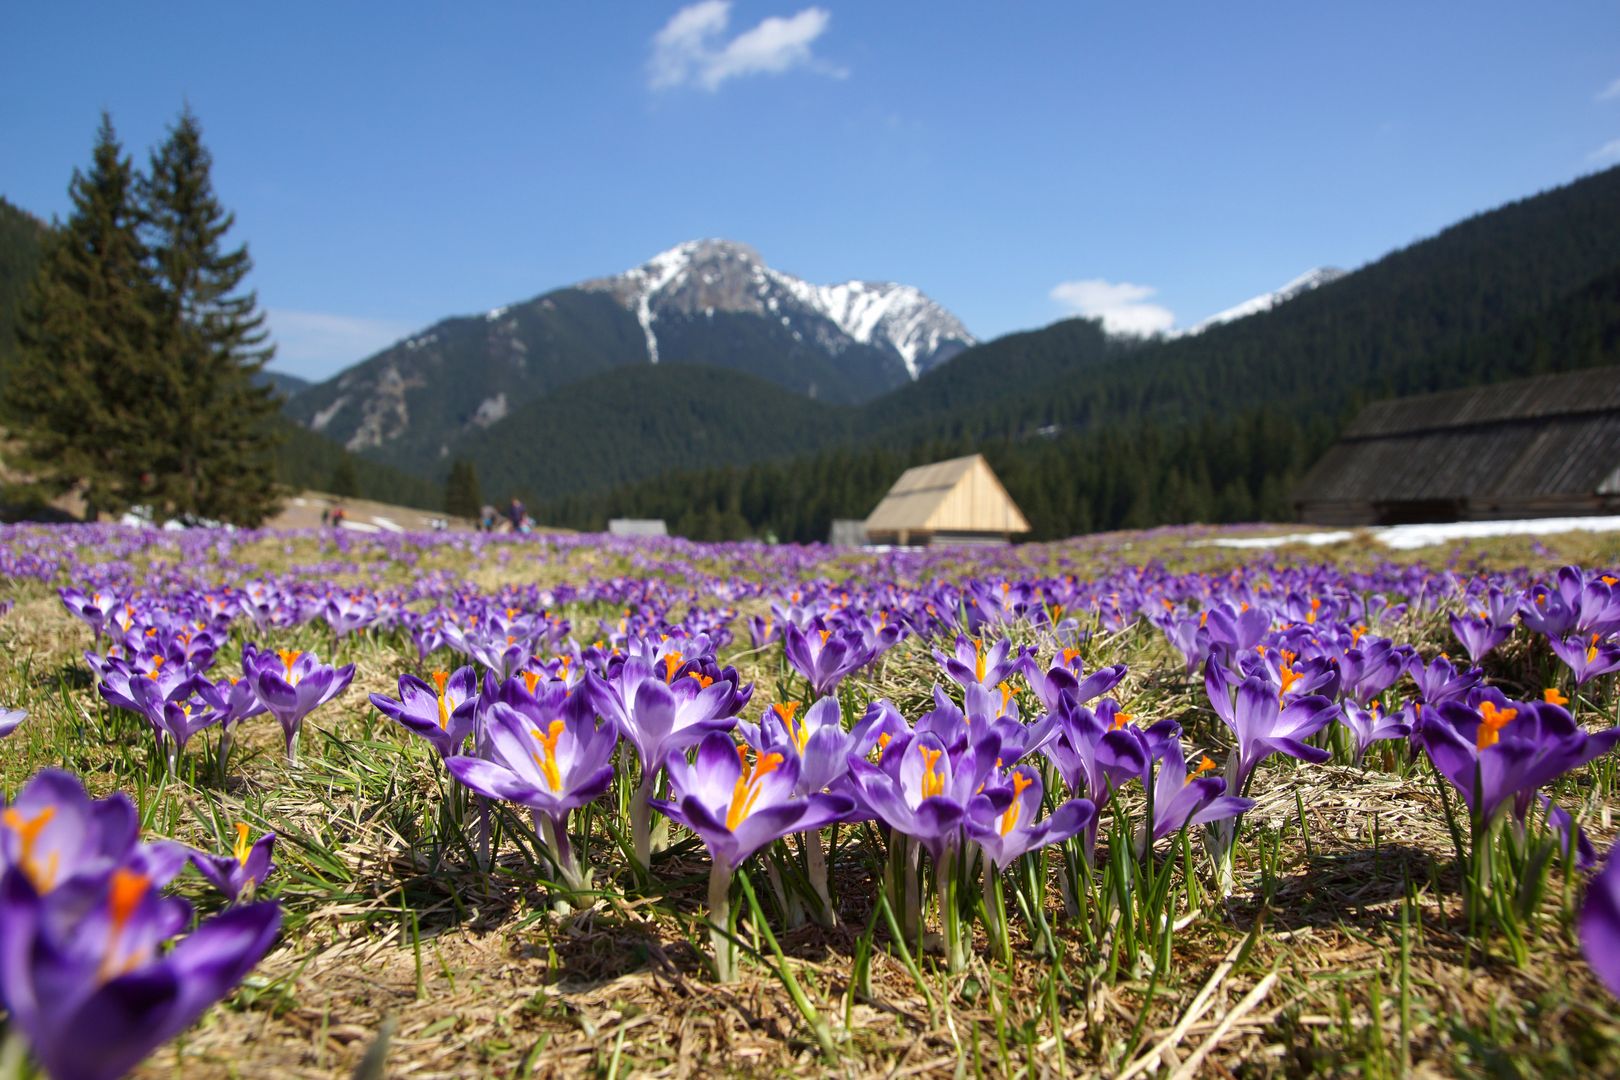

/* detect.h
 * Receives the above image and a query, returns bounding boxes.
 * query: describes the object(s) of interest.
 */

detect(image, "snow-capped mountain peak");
[1185,267,1345,335]
[582,239,974,379]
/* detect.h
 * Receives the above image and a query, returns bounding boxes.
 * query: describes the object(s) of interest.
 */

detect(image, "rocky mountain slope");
[284,240,973,472]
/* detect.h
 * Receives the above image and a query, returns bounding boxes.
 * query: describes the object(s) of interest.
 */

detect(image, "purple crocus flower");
[1580,853,1620,999]
[1409,655,1483,705]
[1022,653,1127,713]
[1206,666,1338,793]
[588,662,735,868]
[193,673,268,774]
[934,634,1022,692]
[369,666,479,759]
[653,731,852,981]
[1,769,139,895]
[1418,695,1620,827]
[966,765,1094,871]
[1540,795,1596,871]
[0,869,281,1080]
[782,621,876,698]
[1449,612,1513,664]
[1549,632,1620,686]
[1338,700,1413,763]
[1144,737,1254,848]
[0,708,25,738]
[847,730,1002,864]
[244,646,355,763]
[447,694,616,892]
[654,732,853,872]
[189,826,276,902]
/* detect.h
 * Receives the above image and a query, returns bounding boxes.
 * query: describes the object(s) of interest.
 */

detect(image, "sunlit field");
[4,522,1620,1078]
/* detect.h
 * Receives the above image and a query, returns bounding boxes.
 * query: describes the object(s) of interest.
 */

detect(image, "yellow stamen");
[1544,687,1570,706]
[726,749,784,830]
[973,639,985,683]
[663,653,684,682]
[276,648,302,683]
[1000,771,1033,835]
[997,681,1019,713]
[688,671,714,689]
[1111,711,1134,731]
[919,746,946,800]
[523,671,541,695]
[875,732,891,760]
[233,822,253,865]
[530,720,566,791]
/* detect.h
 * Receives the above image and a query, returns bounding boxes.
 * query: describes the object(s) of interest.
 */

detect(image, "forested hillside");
[540,165,1620,539]
[0,195,440,515]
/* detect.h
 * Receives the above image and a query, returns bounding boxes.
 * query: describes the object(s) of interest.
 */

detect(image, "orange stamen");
[3,805,59,891]
[726,749,784,829]
[1475,701,1518,750]
[1186,755,1218,784]
[1000,771,1034,835]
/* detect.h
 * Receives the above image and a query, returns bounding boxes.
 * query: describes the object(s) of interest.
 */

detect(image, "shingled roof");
[1296,366,1620,511]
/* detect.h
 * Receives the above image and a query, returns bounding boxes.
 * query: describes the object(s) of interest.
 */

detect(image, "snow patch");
[1185,268,1345,335]
[1195,516,1620,551]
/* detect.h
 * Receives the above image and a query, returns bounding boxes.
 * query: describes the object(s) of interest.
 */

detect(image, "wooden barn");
[1294,366,1620,525]
[863,453,1032,546]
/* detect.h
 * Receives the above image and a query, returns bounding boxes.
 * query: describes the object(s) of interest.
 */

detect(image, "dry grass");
[1,526,1619,1078]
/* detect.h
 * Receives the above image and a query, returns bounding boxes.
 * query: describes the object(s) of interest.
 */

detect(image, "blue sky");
[4,2,1619,380]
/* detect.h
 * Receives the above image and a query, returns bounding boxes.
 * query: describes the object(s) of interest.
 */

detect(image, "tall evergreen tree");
[3,114,161,520]
[140,107,282,525]
[444,458,483,519]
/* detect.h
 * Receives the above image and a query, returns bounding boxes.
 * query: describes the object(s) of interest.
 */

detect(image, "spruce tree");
[3,114,160,520]
[140,107,282,525]
[444,458,483,520]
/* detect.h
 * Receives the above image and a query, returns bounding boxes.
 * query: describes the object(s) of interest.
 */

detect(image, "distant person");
[331,505,347,528]
[506,498,526,531]
[320,507,331,527]
[479,505,498,532]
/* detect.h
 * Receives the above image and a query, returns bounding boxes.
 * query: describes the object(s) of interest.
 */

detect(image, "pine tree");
[139,107,282,525]
[3,114,161,520]
[444,459,483,519]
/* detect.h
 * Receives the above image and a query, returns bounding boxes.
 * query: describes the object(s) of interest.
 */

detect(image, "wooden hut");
[863,454,1031,546]
[1294,367,1620,525]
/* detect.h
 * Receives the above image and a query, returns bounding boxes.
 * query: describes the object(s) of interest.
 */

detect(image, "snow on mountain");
[1184,267,1345,335]
[582,239,975,379]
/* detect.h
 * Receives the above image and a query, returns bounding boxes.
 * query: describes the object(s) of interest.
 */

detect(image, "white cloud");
[650,1,843,92]
[265,309,416,381]
[1049,279,1175,337]
[1598,77,1620,102]
[1589,138,1620,163]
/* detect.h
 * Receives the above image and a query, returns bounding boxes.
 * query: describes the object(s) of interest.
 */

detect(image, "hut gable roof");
[1298,366,1620,504]
[863,454,1031,534]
